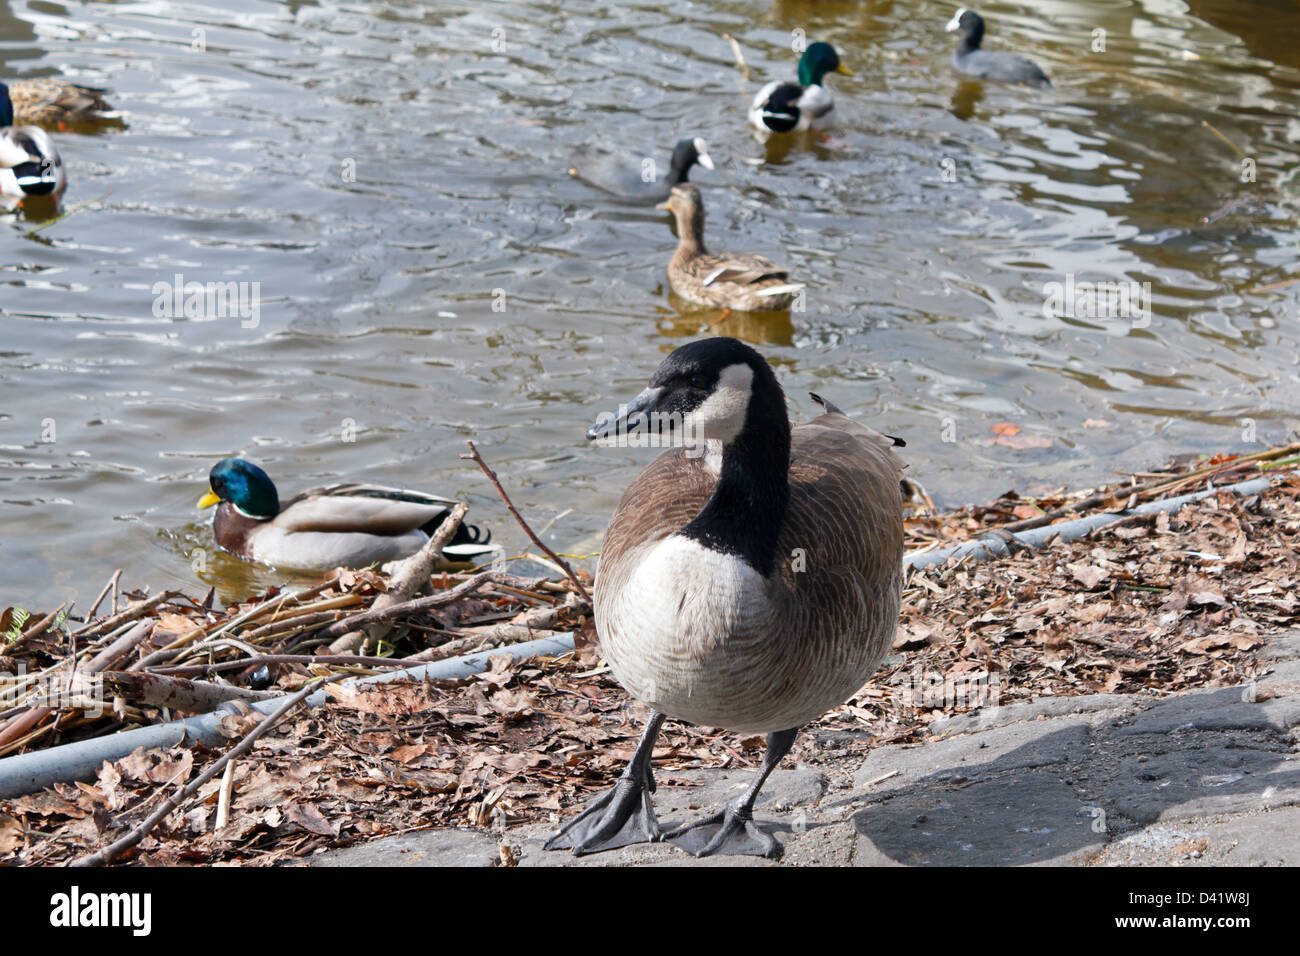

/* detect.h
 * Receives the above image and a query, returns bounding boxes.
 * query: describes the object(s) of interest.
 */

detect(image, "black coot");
[568,137,714,204]
[946,8,1050,88]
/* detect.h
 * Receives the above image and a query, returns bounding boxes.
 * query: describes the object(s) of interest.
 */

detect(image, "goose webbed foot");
[664,724,800,859]
[663,802,778,857]
[544,711,666,856]
[543,773,661,855]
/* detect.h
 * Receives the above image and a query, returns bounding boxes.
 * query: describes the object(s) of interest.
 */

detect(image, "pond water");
[3,0,1298,610]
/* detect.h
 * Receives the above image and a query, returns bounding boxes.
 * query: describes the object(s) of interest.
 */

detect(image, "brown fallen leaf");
[391,743,434,765]
[0,812,23,854]
[1068,562,1109,589]
[96,760,127,812]
[285,803,337,837]
[992,430,1054,450]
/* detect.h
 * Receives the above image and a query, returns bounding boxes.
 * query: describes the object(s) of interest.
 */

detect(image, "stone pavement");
[306,631,1300,867]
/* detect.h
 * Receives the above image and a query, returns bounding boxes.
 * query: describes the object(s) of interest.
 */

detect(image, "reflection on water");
[2,0,1298,610]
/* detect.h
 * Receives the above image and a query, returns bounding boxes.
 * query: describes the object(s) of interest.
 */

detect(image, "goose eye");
[690,377,709,391]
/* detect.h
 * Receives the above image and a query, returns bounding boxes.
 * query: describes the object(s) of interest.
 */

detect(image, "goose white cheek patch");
[683,362,753,449]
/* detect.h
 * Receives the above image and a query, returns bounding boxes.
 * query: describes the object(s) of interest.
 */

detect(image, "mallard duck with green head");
[656,184,803,312]
[5,78,117,127]
[198,458,496,570]
[748,41,852,136]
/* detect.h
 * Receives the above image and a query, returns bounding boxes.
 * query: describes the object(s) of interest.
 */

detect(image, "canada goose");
[749,41,853,136]
[198,457,495,570]
[945,9,1050,88]
[546,337,904,857]
[656,184,803,312]
[4,78,117,127]
[569,137,715,204]
[0,84,66,204]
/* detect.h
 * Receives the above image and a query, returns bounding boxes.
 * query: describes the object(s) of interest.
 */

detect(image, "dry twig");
[69,673,343,867]
[461,441,592,605]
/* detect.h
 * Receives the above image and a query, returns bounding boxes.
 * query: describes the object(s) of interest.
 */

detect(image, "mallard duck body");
[0,126,65,200]
[6,78,117,126]
[657,184,802,312]
[748,80,835,134]
[199,458,494,570]
[747,41,850,136]
[1,84,67,202]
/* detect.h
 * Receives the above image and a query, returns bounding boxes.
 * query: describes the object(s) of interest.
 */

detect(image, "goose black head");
[945,8,985,49]
[199,457,280,520]
[0,84,14,127]
[588,337,788,454]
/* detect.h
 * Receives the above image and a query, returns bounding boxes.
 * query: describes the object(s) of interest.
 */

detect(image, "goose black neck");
[958,21,984,54]
[680,373,791,577]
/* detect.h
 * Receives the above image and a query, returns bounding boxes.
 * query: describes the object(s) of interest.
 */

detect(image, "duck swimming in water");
[198,457,495,571]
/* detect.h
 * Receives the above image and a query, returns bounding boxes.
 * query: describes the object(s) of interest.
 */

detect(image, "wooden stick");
[71,591,177,640]
[153,653,413,677]
[405,602,572,662]
[69,673,342,867]
[128,588,305,671]
[214,760,237,832]
[722,33,750,82]
[328,503,470,655]
[97,671,282,711]
[1249,277,1300,294]
[0,706,51,751]
[1201,119,1245,158]
[87,569,121,620]
[461,441,592,606]
[6,602,68,653]
[318,570,497,645]
[992,442,1300,535]
[24,189,112,238]
[81,619,154,675]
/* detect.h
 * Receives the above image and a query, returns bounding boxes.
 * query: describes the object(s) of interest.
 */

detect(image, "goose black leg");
[544,711,667,855]
[664,726,799,858]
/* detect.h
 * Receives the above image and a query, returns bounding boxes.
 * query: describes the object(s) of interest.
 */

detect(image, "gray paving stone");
[512,766,824,867]
[302,657,1300,867]
[304,827,500,867]
[851,771,1105,866]
[1098,807,1300,866]
[1255,630,1300,662]
[852,716,1091,796]
[1097,745,1300,825]
[929,694,1141,737]
[1114,685,1300,735]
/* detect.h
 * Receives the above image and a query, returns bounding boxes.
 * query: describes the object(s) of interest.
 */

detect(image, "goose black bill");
[587,386,664,441]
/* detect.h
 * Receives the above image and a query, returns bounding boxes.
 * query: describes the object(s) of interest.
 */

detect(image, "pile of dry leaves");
[1,452,1297,866]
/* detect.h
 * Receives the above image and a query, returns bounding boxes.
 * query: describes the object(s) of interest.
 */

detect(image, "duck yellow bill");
[198,489,221,509]
[837,63,855,76]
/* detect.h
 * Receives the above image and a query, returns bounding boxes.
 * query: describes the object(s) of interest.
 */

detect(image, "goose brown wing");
[596,448,717,596]
[775,414,906,656]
